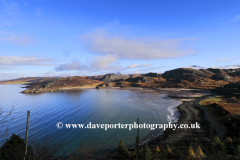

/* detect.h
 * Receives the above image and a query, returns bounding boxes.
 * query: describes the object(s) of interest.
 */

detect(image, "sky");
[0,0,240,80]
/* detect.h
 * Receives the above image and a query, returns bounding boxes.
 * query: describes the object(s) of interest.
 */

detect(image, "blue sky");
[0,0,240,80]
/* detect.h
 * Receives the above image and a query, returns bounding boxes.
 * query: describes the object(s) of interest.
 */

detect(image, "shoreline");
[105,87,222,147]
[20,85,222,148]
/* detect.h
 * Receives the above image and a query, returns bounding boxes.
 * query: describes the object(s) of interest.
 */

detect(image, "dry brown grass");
[217,102,240,114]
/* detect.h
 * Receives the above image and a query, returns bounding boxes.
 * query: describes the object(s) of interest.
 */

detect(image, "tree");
[156,146,160,154]
[187,145,196,159]
[214,136,226,153]
[118,139,129,159]
[142,143,152,160]
[29,137,63,160]
[167,144,173,155]
[196,145,204,158]
[0,134,33,160]
[235,145,240,159]
[0,106,14,142]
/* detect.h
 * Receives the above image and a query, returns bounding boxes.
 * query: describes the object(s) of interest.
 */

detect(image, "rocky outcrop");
[125,76,153,83]
[161,68,208,80]
[199,69,215,76]
[143,72,161,77]
[86,75,104,81]
[229,71,240,77]
[207,68,225,74]
[102,74,129,82]
[212,73,231,82]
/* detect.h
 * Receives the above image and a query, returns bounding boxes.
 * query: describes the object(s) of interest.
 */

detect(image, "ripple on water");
[0,85,181,153]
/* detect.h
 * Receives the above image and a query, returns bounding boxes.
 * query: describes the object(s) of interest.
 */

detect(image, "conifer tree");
[187,145,196,159]
[225,137,232,146]
[167,144,173,155]
[0,134,33,160]
[235,145,240,158]
[118,139,129,159]
[156,146,160,154]
[142,143,152,160]
[196,145,204,158]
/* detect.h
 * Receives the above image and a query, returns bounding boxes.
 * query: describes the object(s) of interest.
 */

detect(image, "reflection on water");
[0,84,180,153]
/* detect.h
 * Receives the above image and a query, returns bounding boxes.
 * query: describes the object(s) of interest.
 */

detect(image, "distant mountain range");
[1,67,236,93]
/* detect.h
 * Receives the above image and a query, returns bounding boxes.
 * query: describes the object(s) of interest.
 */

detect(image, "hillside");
[0,77,62,84]
[2,67,239,94]
[96,68,240,90]
[21,76,103,93]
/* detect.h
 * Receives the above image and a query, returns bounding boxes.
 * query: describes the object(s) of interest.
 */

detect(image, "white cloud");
[55,54,120,71]
[1,0,19,15]
[126,63,152,69]
[221,64,240,69]
[88,54,119,69]
[0,73,28,81]
[79,29,196,60]
[211,63,240,69]
[216,59,231,62]
[0,31,34,45]
[0,55,54,66]
[126,64,139,69]
[55,61,87,71]
[129,66,166,74]
[141,63,152,67]
[36,10,41,16]
[229,14,240,22]
[43,71,79,77]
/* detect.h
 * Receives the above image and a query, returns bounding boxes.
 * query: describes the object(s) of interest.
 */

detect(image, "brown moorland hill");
[0,77,62,84]
[22,76,102,93]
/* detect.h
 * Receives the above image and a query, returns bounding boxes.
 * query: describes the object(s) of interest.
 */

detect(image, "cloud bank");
[216,59,231,62]
[79,30,196,60]
[0,55,54,66]
[55,54,121,71]
[126,63,152,69]
[229,14,240,22]
[0,31,33,45]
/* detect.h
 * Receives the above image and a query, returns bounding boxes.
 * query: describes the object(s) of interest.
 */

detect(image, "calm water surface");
[0,84,180,153]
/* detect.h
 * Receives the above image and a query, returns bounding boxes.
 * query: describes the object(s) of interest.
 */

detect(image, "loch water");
[0,84,181,154]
